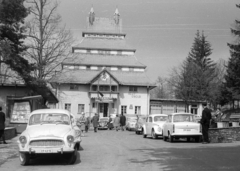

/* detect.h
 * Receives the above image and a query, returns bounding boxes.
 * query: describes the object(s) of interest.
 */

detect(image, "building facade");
[150,98,206,116]
[50,8,155,118]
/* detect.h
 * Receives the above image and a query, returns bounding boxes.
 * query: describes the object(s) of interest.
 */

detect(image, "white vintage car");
[162,113,202,142]
[142,114,168,139]
[18,109,81,165]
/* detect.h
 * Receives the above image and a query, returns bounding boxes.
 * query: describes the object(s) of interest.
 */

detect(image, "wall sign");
[129,93,141,98]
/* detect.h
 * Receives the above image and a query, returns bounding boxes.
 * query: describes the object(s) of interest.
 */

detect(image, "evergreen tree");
[0,0,50,101]
[187,30,215,101]
[224,4,240,103]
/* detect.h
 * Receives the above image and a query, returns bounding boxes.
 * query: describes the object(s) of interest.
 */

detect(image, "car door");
[146,116,153,134]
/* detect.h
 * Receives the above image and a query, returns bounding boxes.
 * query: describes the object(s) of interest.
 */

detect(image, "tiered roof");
[50,7,154,88]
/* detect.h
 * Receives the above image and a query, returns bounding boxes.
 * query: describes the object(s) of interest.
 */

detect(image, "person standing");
[91,113,99,132]
[200,103,212,144]
[113,114,120,131]
[108,115,114,130]
[120,114,126,131]
[77,112,86,136]
[85,116,91,133]
[0,106,7,144]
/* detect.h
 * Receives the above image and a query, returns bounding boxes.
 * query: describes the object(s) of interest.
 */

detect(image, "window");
[92,103,96,108]
[112,103,115,108]
[135,106,141,114]
[70,84,78,90]
[121,106,127,114]
[99,85,110,91]
[129,86,138,92]
[78,104,85,114]
[65,103,71,112]
[111,86,117,92]
[149,117,152,123]
[92,85,98,91]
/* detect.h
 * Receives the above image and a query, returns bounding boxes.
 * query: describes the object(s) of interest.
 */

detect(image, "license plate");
[40,149,53,153]
[183,129,191,131]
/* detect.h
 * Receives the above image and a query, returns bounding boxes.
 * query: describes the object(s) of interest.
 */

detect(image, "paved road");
[1,129,240,171]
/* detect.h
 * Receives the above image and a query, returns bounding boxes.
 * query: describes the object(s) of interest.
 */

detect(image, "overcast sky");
[57,0,240,82]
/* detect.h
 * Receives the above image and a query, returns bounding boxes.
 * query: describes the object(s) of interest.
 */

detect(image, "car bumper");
[18,145,75,154]
[171,133,202,137]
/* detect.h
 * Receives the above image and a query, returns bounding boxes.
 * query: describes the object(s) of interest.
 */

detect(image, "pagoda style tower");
[51,7,155,117]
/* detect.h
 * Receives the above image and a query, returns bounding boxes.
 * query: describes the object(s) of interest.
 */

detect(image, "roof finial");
[114,6,120,25]
[89,5,95,25]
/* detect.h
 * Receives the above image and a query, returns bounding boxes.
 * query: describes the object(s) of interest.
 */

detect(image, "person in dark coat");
[0,106,7,144]
[108,115,114,130]
[91,113,99,132]
[200,103,212,144]
[120,114,126,131]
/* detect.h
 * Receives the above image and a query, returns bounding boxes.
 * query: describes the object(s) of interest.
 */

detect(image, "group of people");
[76,113,127,135]
[111,114,126,131]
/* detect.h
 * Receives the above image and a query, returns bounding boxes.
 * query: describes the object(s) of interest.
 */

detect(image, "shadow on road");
[23,152,81,166]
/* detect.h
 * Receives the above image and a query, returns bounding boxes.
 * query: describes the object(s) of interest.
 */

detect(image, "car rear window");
[173,115,194,122]
[154,116,168,122]
[29,113,70,125]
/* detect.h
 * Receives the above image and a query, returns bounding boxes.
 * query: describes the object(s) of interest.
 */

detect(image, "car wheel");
[68,147,77,165]
[195,136,200,142]
[143,129,147,138]
[135,131,138,134]
[151,129,157,139]
[19,152,30,166]
[168,132,173,143]
[187,137,191,142]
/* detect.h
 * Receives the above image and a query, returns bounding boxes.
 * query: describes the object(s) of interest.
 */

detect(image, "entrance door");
[103,103,108,117]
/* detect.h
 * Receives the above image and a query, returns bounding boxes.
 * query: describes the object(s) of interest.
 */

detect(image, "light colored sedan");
[142,114,168,139]
[126,117,137,131]
[18,109,81,165]
[162,113,202,142]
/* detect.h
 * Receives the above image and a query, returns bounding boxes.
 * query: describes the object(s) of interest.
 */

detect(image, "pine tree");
[224,4,240,102]
[187,30,215,101]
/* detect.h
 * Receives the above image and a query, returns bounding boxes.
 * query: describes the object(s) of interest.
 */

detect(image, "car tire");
[151,129,157,139]
[195,136,200,142]
[143,129,147,138]
[19,152,30,166]
[187,137,191,142]
[68,147,77,165]
[168,132,173,143]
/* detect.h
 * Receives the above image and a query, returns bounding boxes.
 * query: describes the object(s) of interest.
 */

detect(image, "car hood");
[26,125,71,138]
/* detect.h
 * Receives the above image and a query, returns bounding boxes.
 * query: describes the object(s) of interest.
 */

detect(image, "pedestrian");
[85,115,91,133]
[77,112,86,136]
[91,113,99,132]
[200,103,212,144]
[113,114,120,131]
[0,106,7,144]
[108,115,114,130]
[120,114,126,131]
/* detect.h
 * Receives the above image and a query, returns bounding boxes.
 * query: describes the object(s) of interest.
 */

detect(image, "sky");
[57,0,240,82]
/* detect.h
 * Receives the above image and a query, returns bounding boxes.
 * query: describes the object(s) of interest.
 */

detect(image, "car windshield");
[29,113,70,125]
[154,116,167,122]
[173,114,194,122]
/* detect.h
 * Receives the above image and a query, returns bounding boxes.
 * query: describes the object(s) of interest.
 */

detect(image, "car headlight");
[67,135,74,143]
[19,136,27,144]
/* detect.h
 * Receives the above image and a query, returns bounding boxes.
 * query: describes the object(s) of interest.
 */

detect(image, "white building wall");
[118,86,148,116]
[57,84,90,118]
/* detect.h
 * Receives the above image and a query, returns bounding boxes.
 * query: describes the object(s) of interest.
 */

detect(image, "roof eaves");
[72,47,136,52]
[82,31,126,37]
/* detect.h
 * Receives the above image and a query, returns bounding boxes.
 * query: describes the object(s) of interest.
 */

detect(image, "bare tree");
[25,0,74,80]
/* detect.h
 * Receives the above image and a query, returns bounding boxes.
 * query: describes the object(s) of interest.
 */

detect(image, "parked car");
[142,114,168,139]
[98,117,109,130]
[18,109,81,165]
[126,116,137,131]
[162,113,202,142]
[135,116,147,134]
